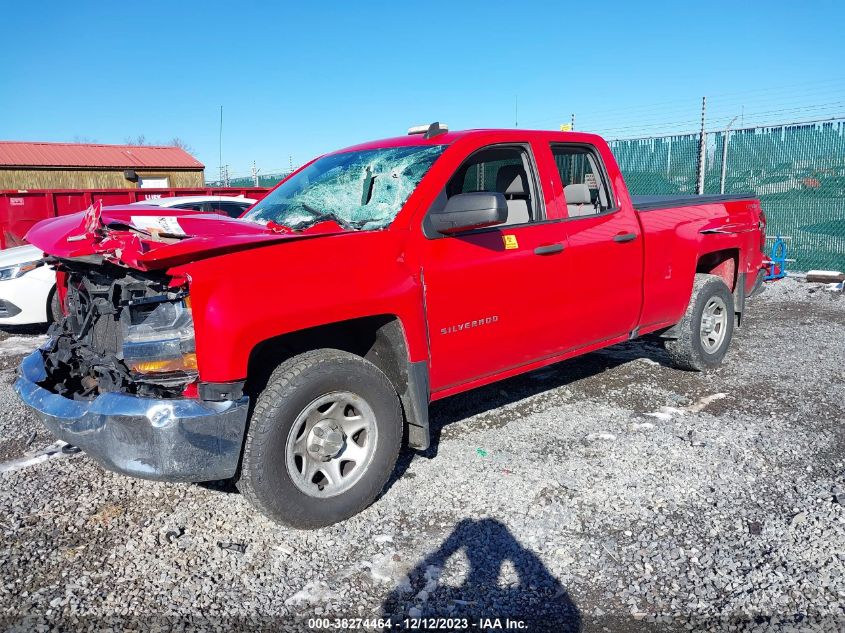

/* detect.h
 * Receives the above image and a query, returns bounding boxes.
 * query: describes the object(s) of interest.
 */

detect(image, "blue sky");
[1,0,843,179]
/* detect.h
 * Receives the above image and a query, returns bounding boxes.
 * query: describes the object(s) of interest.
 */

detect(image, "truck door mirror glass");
[429,192,508,234]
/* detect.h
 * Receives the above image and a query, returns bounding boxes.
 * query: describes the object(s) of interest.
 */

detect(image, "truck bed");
[632,194,756,212]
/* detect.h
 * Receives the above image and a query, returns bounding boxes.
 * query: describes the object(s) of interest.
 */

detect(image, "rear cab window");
[550,144,616,219]
[171,202,205,212]
[208,201,250,218]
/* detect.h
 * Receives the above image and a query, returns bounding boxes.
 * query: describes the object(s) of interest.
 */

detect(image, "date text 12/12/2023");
[307,617,528,630]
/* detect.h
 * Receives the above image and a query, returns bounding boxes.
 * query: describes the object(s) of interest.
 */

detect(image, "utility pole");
[719,116,738,195]
[222,165,230,188]
[289,155,294,173]
[218,106,224,186]
[251,160,259,187]
[696,96,707,195]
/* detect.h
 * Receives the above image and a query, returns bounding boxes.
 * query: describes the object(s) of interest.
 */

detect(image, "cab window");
[431,145,539,227]
[550,145,614,218]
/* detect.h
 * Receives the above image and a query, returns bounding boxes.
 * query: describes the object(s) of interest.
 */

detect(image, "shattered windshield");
[243,145,446,230]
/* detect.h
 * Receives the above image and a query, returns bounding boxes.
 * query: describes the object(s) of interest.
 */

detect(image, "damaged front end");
[42,261,197,400]
[15,259,249,482]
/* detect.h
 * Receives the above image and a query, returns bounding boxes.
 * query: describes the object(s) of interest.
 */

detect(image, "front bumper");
[14,350,250,482]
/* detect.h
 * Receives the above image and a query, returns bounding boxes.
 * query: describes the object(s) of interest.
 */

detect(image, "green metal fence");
[609,119,845,271]
[207,171,292,189]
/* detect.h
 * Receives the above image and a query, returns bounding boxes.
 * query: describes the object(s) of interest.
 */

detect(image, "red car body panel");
[26,130,766,401]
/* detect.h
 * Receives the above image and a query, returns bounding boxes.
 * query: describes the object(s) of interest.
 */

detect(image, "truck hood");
[25,204,349,270]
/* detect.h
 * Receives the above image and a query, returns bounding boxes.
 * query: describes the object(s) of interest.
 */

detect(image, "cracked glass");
[244,145,446,230]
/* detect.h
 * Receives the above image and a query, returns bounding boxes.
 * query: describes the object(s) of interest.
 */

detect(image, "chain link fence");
[609,119,845,271]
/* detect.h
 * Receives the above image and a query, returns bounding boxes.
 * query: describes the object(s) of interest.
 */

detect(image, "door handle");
[613,232,638,243]
[534,243,565,255]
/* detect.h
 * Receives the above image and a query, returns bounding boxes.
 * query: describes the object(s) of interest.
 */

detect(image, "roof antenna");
[515,95,518,128]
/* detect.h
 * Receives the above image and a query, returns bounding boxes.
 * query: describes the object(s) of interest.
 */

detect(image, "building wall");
[0,168,205,190]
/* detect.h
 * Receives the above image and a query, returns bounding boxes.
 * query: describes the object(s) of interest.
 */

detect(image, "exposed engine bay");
[40,259,195,400]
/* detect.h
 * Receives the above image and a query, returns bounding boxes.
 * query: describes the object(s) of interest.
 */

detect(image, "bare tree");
[72,135,98,143]
[169,137,194,154]
[120,135,194,154]
[124,135,147,146]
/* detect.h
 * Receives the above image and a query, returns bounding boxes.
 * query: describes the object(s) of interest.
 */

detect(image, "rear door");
[419,143,570,393]
[547,143,643,347]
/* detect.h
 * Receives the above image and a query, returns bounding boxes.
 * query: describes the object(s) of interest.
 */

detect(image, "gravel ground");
[1,278,843,632]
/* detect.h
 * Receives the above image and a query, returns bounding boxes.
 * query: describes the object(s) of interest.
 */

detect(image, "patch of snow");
[283,580,336,607]
[686,393,727,413]
[631,422,655,431]
[0,335,48,356]
[645,394,726,420]
[586,432,616,442]
[636,357,659,366]
[363,552,412,592]
[0,441,69,474]
[645,406,685,421]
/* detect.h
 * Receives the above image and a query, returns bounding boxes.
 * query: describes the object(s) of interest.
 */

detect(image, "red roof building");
[0,141,205,190]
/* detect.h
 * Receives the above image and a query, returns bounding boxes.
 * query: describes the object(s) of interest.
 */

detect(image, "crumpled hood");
[25,204,349,270]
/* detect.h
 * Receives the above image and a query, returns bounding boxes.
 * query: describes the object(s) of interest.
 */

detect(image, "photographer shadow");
[381,518,581,632]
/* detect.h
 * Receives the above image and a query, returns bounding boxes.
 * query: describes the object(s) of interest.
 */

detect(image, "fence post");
[695,97,707,196]
[667,137,672,176]
[696,96,707,195]
[719,116,738,195]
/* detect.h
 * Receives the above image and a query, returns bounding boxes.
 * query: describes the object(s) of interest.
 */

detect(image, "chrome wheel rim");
[285,391,378,498]
[700,296,728,353]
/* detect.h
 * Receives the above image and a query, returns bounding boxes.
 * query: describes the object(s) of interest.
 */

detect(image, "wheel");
[47,286,62,324]
[237,349,402,528]
[665,273,735,371]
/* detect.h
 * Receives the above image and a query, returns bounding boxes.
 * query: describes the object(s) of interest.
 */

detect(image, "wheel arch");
[695,248,747,326]
[696,248,739,290]
[245,314,430,450]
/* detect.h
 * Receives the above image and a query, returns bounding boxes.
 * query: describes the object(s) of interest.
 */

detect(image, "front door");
[419,144,570,393]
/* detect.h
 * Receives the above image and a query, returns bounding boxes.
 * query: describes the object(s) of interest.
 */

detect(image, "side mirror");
[429,192,508,235]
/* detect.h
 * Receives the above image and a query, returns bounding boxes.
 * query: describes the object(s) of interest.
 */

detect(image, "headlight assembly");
[121,297,198,383]
[0,260,41,281]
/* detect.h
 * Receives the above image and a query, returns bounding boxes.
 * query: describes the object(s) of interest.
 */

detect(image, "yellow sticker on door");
[503,234,519,250]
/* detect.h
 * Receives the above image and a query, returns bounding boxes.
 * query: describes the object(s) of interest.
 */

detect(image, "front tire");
[237,349,402,528]
[665,273,735,371]
[47,286,62,324]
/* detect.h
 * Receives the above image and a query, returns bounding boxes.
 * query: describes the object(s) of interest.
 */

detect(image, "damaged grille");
[41,261,188,400]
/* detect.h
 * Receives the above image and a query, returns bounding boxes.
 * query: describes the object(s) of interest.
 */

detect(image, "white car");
[0,196,259,326]
[0,244,57,325]
[129,195,257,217]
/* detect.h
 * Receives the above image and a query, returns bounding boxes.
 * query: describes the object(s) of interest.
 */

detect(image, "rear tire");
[237,349,402,528]
[665,273,735,371]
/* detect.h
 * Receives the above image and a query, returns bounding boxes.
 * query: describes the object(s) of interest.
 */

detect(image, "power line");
[578,89,845,130]
[606,114,845,141]
[524,78,845,128]
[593,101,845,137]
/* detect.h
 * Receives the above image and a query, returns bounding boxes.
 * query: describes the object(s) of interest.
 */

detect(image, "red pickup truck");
[17,125,767,528]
